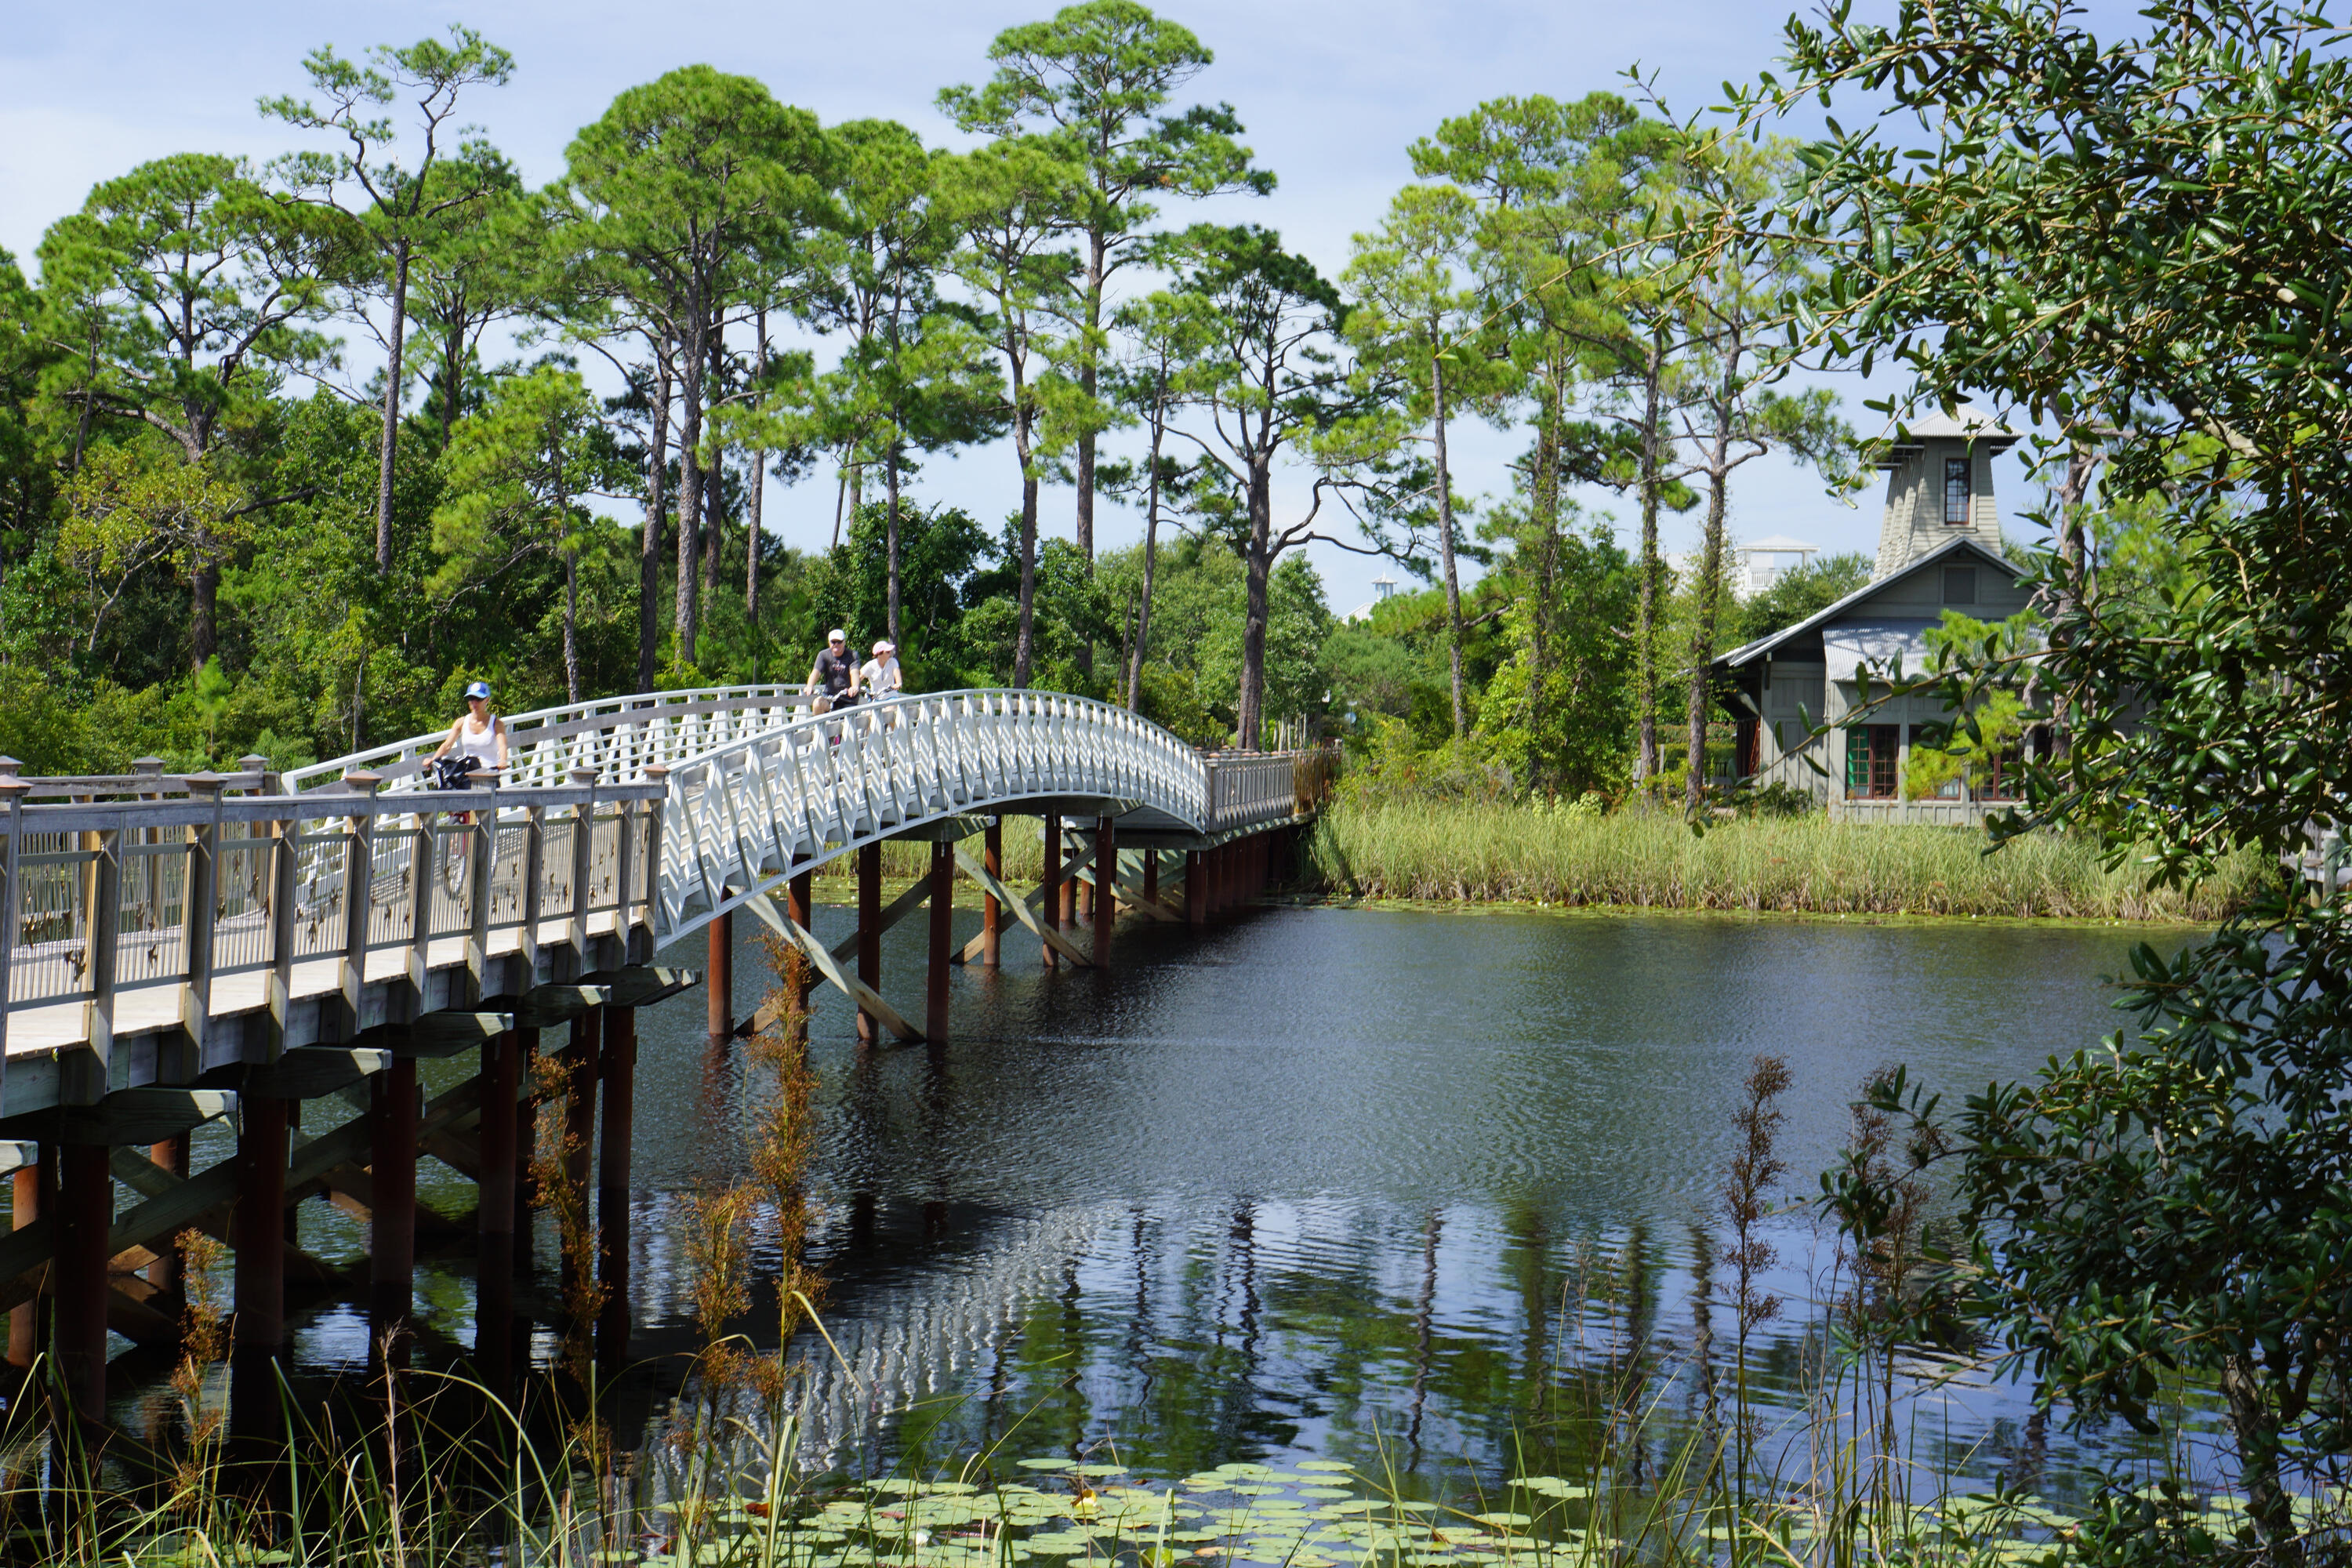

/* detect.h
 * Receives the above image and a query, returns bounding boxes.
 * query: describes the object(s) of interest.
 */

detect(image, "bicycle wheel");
[439,816,469,898]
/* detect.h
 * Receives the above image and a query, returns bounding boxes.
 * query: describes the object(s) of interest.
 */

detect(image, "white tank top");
[453,717,501,769]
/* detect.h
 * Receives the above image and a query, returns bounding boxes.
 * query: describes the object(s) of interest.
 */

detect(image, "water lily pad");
[1020,1458,1080,1471]
[1214,1463,1278,1478]
[1297,1487,1354,1500]
[1470,1513,1530,1529]
[1295,1461,1352,1473]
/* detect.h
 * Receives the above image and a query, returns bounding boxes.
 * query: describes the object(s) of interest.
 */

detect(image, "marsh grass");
[1304,804,2264,920]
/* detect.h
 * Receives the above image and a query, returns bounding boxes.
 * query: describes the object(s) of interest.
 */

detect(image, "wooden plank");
[245,1046,389,1099]
[742,894,923,1043]
[579,964,698,1008]
[56,1088,236,1146]
[951,847,1094,968]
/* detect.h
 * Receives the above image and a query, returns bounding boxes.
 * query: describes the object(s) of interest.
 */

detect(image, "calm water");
[144,902,2217,1504]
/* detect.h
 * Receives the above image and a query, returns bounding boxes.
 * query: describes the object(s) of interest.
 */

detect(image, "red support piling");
[7,1146,49,1369]
[147,1134,187,1295]
[479,1030,517,1247]
[1184,851,1203,931]
[1142,850,1158,907]
[597,1004,636,1365]
[927,840,954,1044]
[234,1098,289,1353]
[981,819,1003,968]
[706,909,733,1045]
[369,1058,419,1334]
[1092,817,1116,969]
[56,1143,111,1422]
[856,843,883,1045]
[515,1025,540,1220]
[1040,812,1063,971]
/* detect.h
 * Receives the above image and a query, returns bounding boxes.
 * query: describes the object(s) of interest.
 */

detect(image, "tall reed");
[1306,802,2263,920]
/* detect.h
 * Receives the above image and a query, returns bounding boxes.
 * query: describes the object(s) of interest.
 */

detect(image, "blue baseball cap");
[464,681,492,701]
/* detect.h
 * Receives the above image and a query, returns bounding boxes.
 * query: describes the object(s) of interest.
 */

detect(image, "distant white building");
[1343,573,1399,625]
[1731,535,1820,600]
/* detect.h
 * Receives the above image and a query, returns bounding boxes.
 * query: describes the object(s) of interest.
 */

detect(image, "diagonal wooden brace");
[952,845,1094,967]
[743,893,924,1043]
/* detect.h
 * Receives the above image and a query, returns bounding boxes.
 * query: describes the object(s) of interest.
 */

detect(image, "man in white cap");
[806,628,861,713]
[862,637,902,699]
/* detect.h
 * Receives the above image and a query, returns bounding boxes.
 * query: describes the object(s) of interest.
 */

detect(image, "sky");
[0,0,2103,616]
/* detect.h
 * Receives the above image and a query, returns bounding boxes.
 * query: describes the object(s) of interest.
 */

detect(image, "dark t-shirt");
[815,648,855,695]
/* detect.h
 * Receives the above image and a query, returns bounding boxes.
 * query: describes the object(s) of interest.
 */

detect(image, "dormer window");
[1944,457,1972,524]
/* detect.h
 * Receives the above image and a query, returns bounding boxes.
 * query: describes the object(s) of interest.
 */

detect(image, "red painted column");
[562,1011,598,1203]
[706,909,734,1045]
[1184,851,1203,931]
[1092,817,1116,969]
[56,1143,111,1422]
[514,1026,540,1221]
[147,1134,188,1294]
[926,841,954,1044]
[597,1005,636,1365]
[369,1058,419,1333]
[856,843,883,1045]
[981,819,1003,968]
[1040,812,1063,971]
[234,1099,289,1352]
[7,1148,49,1369]
[477,1029,518,1390]
[1142,850,1159,906]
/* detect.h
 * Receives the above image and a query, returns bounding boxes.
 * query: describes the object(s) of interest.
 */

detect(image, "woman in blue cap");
[428,680,510,785]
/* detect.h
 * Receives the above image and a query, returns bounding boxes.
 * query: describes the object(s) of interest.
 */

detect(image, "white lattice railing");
[5,688,1319,1058]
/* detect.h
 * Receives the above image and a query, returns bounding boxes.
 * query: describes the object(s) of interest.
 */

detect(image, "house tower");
[1872,408,2021,579]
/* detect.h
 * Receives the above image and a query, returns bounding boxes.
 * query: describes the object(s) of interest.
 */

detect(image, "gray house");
[1712,410,2035,824]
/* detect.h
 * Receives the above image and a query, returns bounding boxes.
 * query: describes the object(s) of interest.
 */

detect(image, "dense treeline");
[0,5,1857,789]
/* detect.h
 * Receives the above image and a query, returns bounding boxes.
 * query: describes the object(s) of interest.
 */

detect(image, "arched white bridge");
[0,685,1319,1422]
[0,686,1315,1109]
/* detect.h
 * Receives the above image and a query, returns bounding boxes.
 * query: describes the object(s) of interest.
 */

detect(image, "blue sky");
[2,0,2118,612]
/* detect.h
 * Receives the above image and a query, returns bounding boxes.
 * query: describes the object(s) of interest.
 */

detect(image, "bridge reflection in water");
[0,686,1320,1432]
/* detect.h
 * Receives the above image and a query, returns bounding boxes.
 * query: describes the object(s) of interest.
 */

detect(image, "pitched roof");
[1873,405,2024,466]
[1737,534,1820,554]
[1714,535,2021,670]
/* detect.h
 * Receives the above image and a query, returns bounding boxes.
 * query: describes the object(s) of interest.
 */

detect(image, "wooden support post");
[926,841,953,1044]
[1142,850,1159,906]
[1185,851,1203,931]
[1040,812,1062,971]
[707,909,734,1045]
[1093,818,1116,969]
[786,871,814,1044]
[234,1096,289,1351]
[514,1026,540,1221]
[478,1031,517,1246]
[856,843,882,1045]
[981,818,1003,969]
[56,1143,111,1421]
[597,1004,634,1365]
[562,1011,597,1201]
[147,1133,188,1295]
[6,1145,49,1368]
[369,1058,419,1333]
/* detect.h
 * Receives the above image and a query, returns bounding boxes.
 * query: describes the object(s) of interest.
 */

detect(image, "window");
[1943,566,1977,604]
[1908,724,1965,799]
[1944,456,1972,524]
[1846,724,1900,798]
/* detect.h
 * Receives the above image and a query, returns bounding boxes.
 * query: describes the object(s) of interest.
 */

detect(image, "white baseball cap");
[827,628,846,643]
[873,640,893,655]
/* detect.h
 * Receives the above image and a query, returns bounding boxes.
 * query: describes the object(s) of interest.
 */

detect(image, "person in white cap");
[861,638,902,699]
[806,628,861,713]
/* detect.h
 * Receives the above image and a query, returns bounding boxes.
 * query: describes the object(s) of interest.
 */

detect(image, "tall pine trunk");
[1633,336,1668,786]
[1011,341,1039,688]
[674,299,706,670]
[637,348,671,693]
[1126,412,1164,713]
[701,310,725,602]
[189,561,219,676]
[375,238,412,573]
[563,547,582,704]
[437,317,466,453]
[747,310,768,628]
[1432,346,1468,739]
[1237,453,1272,750]
[1527,359,1564,780]
[1685,389,1733,814]
[885,429,904,655]
[1073,230,1108,680]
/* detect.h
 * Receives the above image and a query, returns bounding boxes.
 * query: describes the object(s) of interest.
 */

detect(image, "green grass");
[1301,804,2263,922]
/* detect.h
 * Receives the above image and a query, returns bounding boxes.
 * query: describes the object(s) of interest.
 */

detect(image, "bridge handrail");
[281,685,814,794]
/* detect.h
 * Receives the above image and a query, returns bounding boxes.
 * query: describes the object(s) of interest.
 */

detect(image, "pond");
[233,898,2217,1522]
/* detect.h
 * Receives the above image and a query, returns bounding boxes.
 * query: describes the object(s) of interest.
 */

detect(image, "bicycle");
[426,755,501,898]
